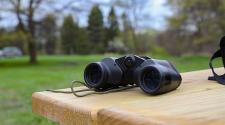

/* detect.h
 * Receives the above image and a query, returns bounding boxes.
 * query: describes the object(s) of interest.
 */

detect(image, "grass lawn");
[0,54,222,125]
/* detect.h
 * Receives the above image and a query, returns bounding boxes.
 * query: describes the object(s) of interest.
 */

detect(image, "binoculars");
[84,55,182,95]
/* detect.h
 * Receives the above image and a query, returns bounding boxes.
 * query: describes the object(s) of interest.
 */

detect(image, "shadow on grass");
[0,55,105,68]
[0,61,81,68]
[0,58,81,68]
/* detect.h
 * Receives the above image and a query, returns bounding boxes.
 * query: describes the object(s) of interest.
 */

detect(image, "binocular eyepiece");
[84,55,182,95]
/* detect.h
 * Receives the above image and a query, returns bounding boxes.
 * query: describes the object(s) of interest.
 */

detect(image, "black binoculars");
[84,55,182,95]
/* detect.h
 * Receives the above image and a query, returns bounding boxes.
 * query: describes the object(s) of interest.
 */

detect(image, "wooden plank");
[32,68,225,125]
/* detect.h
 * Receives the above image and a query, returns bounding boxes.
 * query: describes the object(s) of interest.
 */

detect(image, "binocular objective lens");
[141,68,161,92]
[85,63,103,86]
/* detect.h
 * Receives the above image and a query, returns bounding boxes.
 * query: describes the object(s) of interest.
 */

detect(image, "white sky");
[0,0,172,30]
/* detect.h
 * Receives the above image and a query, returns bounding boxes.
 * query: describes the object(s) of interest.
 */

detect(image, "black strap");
[208,50,225,85]
[208,36,225,85]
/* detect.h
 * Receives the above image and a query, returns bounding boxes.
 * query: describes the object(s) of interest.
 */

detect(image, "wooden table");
[32,68,225,125]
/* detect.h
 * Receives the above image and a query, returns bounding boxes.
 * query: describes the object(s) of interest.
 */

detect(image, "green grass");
[0,54,222,125]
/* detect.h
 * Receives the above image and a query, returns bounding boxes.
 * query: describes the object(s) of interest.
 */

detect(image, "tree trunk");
[9,0,40,64]
[28,18,37,63]
[28,40,37,63]
[28,2,37,64]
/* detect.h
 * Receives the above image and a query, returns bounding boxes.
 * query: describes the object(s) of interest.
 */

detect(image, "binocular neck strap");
[208,36,225,85]
[70,81,138,97]
[46,80,138,97]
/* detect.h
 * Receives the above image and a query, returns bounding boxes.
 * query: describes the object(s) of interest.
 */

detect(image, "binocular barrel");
[84,55,182,95]
[134,59,182,95]
[84,58,124,90]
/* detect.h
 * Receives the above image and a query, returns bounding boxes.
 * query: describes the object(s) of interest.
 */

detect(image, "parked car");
[2,47,22,57]
[0,50,3,58]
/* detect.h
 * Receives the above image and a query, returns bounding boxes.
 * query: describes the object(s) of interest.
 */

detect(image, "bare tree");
[0,0,44,63]
[113,0,149,53]
[0,0,85,63]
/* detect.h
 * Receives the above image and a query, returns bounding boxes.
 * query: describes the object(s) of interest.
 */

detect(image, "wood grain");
[32,68,225,125]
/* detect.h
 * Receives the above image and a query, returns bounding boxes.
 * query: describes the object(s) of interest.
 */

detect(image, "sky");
[149,0,173,29]
[0,0,173,31]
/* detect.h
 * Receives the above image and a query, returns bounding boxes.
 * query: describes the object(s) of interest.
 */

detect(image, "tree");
[87,5,105,53]
[60,15,79,54]
[75,28,89,54]
[106,7,119,42]
[0,30,27,52]
[114,0,149,53]
[40,14,57,55]
[0,0,84,63]
[114,0,149,30]
[121,13,135,52]
[0,0,45,63]
[163,0,225,55]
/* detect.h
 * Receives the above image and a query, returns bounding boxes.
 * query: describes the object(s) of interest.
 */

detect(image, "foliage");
[135,32,153,54]
[75,28,90,54]
[106,7,120,42]
[60,15,79,54]
[107,38,128,53]
[121,13,135,52]
[87,5,105,53]
[40,14,57,55]
[160,0,225,55]
[0,30,27,53]
[149,46,169,57]
[0,31,27,44]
